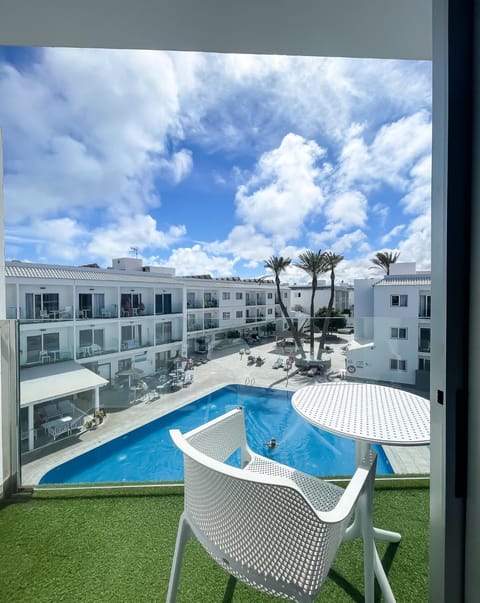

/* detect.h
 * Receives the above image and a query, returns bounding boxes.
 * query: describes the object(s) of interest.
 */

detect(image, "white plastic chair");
[167,407,377,603]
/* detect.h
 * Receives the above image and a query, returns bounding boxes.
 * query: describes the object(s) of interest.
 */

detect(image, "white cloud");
[380,224,406,245]
[1,48,186,223]
[86,215,186,265]
[205,225,274,263]
[398,211,431,270]
[337,111,431,192]
[6,217,88,263]
[235,133,326,239]
[325,191,368,229]
[167,244,237,277]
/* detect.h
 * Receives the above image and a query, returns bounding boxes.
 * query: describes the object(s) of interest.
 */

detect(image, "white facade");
[289,283,353,316]
[6,260,286,382]
[346,265,431,389]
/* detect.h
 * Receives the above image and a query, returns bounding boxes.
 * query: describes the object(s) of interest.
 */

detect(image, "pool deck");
[22,335,430,485]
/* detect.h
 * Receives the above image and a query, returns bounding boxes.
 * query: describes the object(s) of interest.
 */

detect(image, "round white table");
[292,382,430,603]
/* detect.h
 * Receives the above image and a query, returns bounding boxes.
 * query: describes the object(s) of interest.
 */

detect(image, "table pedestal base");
[342,441,398,603]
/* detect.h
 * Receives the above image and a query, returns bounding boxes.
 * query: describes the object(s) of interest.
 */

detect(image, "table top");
[291,382,430,446]
[44,415,72,428]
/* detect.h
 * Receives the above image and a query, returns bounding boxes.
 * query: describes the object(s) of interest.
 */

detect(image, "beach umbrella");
[172,354,188,378]
[116,367,144,389]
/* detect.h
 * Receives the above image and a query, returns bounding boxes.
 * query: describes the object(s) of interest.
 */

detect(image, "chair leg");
[166,513,193,603]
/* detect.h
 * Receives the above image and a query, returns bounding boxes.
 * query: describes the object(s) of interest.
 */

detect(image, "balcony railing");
[204,320,219,329]
[77,343,119,358]
[187,301,204,309]
[120,340,153,351]
[21,350,74,367]
[187,321,204,332]
[203,299,218,308]
[156,335,183,345]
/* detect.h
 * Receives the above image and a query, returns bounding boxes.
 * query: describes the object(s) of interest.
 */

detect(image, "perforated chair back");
[167,408,377,603]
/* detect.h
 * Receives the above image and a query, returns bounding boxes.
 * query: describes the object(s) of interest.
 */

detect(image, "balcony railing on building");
[204,319,219,330]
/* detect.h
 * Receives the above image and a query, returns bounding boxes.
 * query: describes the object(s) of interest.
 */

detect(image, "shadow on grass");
[222,575,238,603]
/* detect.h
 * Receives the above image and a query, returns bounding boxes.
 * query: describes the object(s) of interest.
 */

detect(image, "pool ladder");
[244,377,255,385]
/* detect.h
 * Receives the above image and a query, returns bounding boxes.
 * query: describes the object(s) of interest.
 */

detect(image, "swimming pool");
[40,384,393,484]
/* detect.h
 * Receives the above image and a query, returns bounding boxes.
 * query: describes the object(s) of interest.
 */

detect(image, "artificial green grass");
[0,482,429,602]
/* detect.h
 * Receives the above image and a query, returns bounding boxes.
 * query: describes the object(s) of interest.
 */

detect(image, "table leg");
[343,440,398,602]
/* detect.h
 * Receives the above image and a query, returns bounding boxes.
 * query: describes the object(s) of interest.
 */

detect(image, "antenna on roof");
[130,246,139,258]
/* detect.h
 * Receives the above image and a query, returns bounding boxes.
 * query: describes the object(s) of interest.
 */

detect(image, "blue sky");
[0,47,431,283]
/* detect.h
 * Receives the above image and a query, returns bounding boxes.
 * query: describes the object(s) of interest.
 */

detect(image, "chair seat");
[244,454,344,513]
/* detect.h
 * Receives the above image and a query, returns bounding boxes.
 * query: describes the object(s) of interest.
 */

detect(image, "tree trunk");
[309,278,316,358]
[275,278,305,358]
[317,268,335,357]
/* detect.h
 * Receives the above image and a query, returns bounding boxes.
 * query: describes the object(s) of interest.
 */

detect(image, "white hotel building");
[7,257,289,376]
[346,263,431,391]
[6,257,288,449]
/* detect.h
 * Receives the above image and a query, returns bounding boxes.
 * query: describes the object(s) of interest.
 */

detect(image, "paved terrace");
[22,335,430,485]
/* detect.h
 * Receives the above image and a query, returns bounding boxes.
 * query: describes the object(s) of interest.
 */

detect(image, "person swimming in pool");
[266,438,278,449]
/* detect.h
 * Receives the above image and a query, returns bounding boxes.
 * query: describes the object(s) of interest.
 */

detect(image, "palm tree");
[295,249,326,358]
[264,255,305,358]
[318,252,344,356]
[370,250,400,275]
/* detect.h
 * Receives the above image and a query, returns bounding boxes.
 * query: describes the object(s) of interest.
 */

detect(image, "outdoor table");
[291,382,430,603]
[43,415,72,439]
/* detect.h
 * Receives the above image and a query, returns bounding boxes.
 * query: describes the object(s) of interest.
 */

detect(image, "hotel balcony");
[120,339,153,351]
[204,319,219,330]
[76,341,119,358]
[20,349,74,367]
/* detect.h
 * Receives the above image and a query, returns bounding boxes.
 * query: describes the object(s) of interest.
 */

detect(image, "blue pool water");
[40,385,393,484]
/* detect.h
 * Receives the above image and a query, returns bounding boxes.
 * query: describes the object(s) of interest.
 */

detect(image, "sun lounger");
[272,357,284,369]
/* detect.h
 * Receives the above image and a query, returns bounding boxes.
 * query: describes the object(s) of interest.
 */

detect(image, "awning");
[20,361,109,408]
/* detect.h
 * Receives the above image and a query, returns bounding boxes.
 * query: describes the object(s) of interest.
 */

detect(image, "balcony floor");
[1,480,428,602]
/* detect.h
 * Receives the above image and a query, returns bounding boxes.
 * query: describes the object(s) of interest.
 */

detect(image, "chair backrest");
[43,403,60,419]
[170,408,376,602]
[58,400,74,415]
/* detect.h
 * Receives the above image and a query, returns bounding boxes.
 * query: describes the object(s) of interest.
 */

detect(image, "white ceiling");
[1,0,432,60]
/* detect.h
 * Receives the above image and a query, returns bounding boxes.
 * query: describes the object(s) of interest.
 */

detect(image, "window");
[26,332,60,363]
[419,358,431,372]
[284,292,288,298]
[236,292,243,300]
[390,359,407,371]
[121,324,142,348]
[267,308,273,315]
[155,321,172,344]
[297,292,301,297]
[222,292,230,300]
[391,294,408,307]
[155,293,172,314]
[223,312,230,320]
[419,294,431,318]
[25,292,59,319]
[79,328,104,349]
[236,310,243,318]
[391,327,408,339]
[120,293,142,316]
[267,293,273,299]
[419,327,431,352]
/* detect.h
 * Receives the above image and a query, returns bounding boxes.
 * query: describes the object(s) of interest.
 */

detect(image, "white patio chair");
[167,407,377,603]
